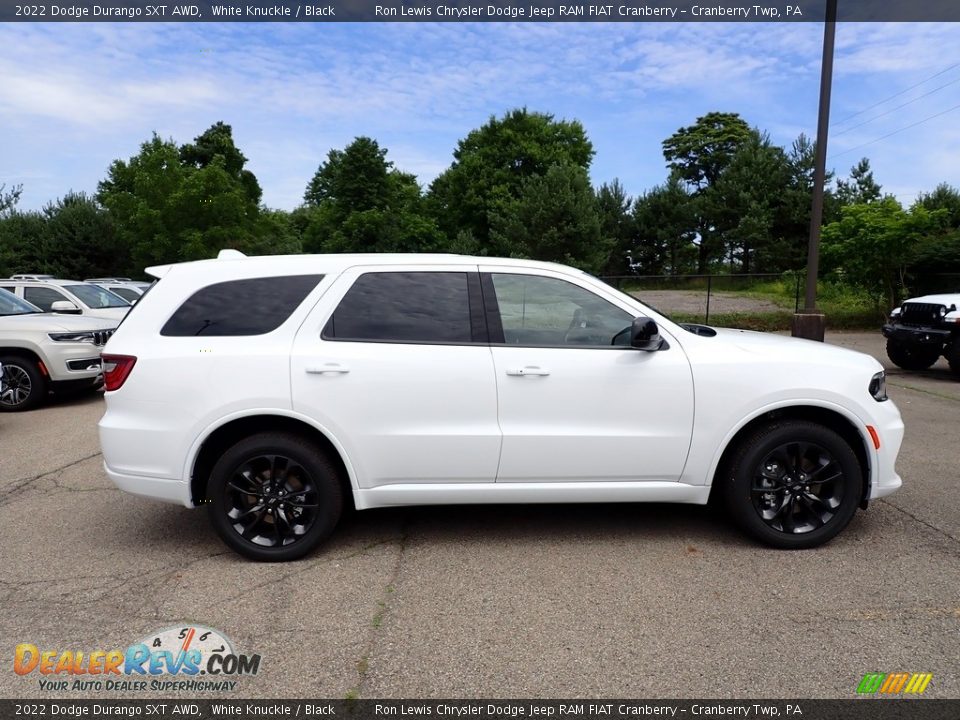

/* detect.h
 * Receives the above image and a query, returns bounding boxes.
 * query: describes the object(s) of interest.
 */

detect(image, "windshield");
[0,288,42,316]
[63,284,130,308]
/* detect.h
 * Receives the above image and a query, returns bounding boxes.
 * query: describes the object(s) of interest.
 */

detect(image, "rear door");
[480,267,695,483]
[291,265,501,489]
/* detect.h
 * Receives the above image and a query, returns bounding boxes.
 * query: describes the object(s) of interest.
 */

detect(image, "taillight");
[101,354,137,391]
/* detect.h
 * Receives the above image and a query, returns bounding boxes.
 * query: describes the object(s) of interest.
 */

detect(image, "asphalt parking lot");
[1,331,958,700]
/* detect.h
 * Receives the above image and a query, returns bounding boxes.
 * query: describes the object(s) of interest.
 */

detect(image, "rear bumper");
[103,462,193,507]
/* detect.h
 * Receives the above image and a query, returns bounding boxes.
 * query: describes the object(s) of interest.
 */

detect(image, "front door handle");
[505,366,550,377]
[305,363,350,375]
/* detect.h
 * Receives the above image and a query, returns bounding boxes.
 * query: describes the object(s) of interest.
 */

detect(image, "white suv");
[1,279,130,322]
[100,252,904,560]
[0,289,116,411]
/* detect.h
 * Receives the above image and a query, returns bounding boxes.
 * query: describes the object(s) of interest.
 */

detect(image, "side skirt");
[353,481,711,511]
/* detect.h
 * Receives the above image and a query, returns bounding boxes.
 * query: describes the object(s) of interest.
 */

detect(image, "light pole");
[792,0,838,342]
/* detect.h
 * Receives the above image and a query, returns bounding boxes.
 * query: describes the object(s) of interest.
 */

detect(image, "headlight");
[48,332,96,342]
[48,329,114,346]
[869,371,888,402]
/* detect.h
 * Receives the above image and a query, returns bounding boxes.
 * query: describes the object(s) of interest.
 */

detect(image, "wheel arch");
[0,346,47,374]
[188,413,357,510]
[707,404,873,509]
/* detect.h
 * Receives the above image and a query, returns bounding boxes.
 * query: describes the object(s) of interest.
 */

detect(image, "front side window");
[109,286,141,303]
[324,272,473,344]
[63,284,130,308]
[161,275,323,337]
[489,274,634,347]
[23,286,68,312]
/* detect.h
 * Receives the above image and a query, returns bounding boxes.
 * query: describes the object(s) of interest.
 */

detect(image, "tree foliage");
[428,108,594,250]
[301,137,442,254]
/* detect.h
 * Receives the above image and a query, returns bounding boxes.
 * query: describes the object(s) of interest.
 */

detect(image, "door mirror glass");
[631,316,665,351]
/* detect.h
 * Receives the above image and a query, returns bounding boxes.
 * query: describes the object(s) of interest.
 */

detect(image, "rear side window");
[23,286,67,311]
[324,272,473,344]
[161,275,323,337]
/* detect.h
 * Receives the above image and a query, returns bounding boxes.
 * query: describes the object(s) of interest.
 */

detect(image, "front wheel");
[886,338,940,371]
[945,339,960,379]
[0,355,47,412]
[722,421,863,549]
[207,432,343,561]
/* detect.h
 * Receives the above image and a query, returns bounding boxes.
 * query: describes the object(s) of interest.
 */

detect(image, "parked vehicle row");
[0,288,117,411]
[0,278,130,322]
[98,251,904,560]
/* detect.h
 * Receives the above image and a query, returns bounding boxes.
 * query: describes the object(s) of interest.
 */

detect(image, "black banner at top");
[2,0,960,22]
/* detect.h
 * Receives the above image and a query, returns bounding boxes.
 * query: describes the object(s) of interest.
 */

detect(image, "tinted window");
[325,272,473,343]
[490,274,634,347]
[63,283,129,308]
[23,286,68,311]
[161,275,323,337]
[0,288,41,316]
[109,286,141,302]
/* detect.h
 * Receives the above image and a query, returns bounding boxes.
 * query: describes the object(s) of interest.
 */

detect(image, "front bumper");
[882,323,951,345]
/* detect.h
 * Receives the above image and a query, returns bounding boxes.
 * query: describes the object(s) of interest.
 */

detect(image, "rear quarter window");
[161,275,323,337]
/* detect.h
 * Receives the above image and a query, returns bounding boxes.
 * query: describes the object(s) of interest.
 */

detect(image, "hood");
[901,294,960,308]
[0,312,118,333]
[705,327,882,372]
[81,307,130,322]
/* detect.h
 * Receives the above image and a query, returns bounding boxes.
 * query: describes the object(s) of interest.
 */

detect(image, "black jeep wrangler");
[882,294,960,376]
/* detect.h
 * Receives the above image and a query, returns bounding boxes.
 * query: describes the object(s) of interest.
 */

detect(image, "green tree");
[42,192,126,279]
[0,211,46,277]
[180,121,262,205]
[428,108,594,250]
[302,137,442,253]
[0,183,23,218]
[915,182,960,229]
[488,164,608,273]
[662,112,753,272]
[821,198,943,308]
[836,158,882,206]
[596,180,635,275]
[709,131,791,273]
[98,127,265,273]
[631,175,697,275]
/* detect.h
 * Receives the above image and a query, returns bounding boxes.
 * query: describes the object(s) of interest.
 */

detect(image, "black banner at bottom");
[3,699,960,720]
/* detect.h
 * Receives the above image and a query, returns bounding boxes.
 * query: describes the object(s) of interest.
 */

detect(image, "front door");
[481,269,694,483]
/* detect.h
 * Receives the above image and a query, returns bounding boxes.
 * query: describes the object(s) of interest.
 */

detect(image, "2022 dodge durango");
[98,251,904,561]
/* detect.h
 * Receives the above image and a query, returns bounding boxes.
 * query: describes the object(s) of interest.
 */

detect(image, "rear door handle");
[505,366,550,377]
[305,363,350,374]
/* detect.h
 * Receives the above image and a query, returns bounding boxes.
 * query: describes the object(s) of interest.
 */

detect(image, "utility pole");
[792,0,838,342]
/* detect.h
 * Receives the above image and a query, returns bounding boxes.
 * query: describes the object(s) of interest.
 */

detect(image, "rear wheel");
[207,432,343,561]
[0,355,47,412]
[886,338,940,371]
[722,421,863,549]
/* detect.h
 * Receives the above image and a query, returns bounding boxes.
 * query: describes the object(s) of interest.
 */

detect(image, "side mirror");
[631,316,666,351]
[50,300,81,314]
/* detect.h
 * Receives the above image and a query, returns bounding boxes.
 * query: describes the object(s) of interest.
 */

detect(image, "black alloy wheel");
[723,420,862,549]
[208,433,343,561]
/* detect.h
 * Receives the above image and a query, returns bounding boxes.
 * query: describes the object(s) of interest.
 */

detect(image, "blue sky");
[2,22,960,212]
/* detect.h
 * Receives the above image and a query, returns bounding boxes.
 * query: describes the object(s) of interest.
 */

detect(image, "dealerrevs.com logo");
[13,624,261,692]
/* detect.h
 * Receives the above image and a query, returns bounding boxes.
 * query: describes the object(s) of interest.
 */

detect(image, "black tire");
[885,338,940,371]
[0,355,47,412]
[946,339,960,379]
[207,432,343,561]
[722,421,863,549]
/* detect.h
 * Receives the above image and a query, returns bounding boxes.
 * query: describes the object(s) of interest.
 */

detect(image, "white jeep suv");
[0,289,116,411]
[2,278,130,322]
[99,252,904,560]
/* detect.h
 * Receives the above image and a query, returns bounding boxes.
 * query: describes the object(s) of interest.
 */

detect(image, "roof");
[146,250,581,279]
